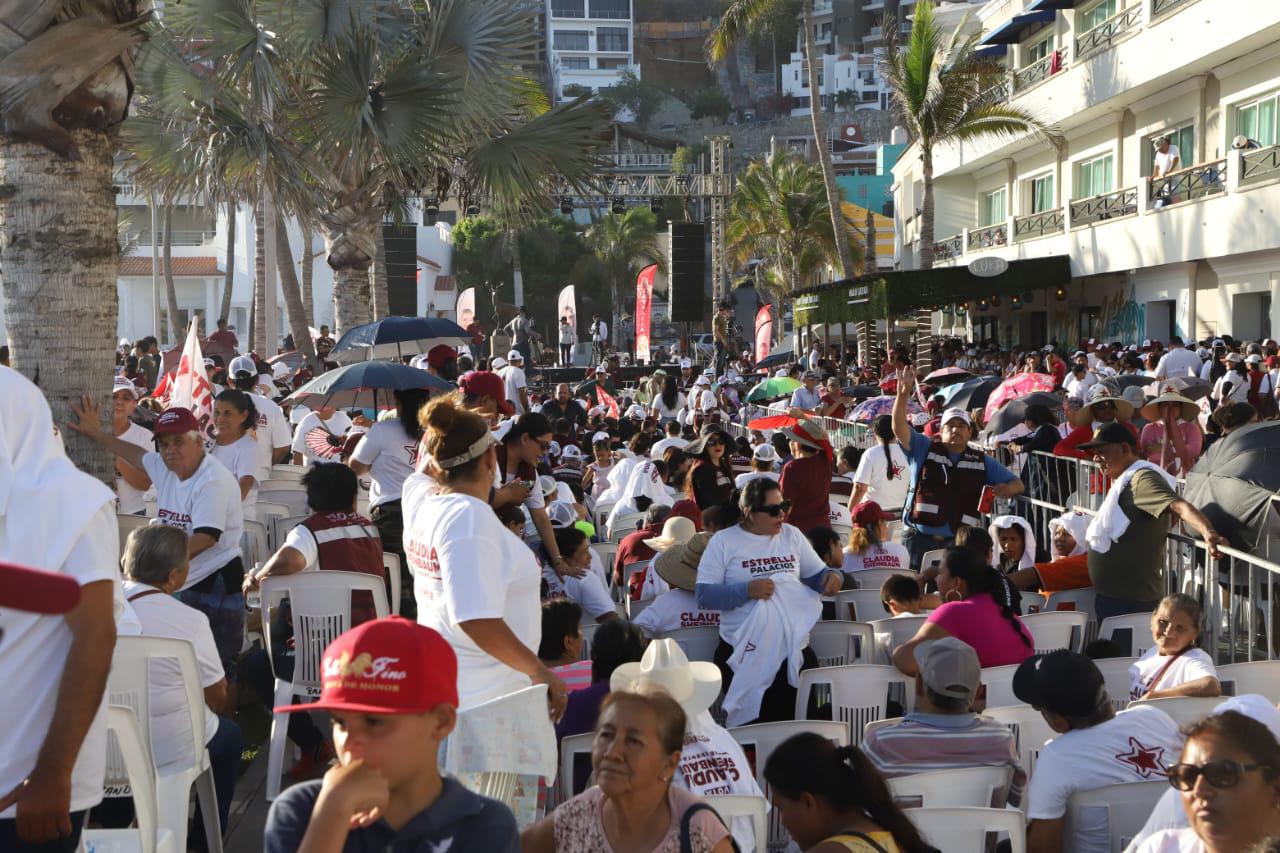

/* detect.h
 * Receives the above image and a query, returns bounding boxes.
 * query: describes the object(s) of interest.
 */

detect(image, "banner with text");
[455,287,476,328]
[634,264,657,364]
[754,304,773,364]
[169,319,216,445]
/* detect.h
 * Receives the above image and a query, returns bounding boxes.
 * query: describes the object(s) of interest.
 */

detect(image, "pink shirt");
[1139,420,1202,473]
[552,659,595,693]
[927,595,1034,668]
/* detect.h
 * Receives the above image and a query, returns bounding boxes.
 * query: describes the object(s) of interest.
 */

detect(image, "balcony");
[1152,0,1200,19]
[132,229,215,247]
[1012,47,1067,95]
[968,223,1008,250]
[933,234,963,260]
[1013,209,1065,241]
[1069,187,1138,227]
[610,152,674,171]
[1074,4,1142,61]
[1149,158,1226,209]
[1241,146,1280,187]
[551,6,586,18]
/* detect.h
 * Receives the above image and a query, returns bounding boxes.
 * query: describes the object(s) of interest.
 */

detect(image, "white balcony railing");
[933,234,963,260]
[968,223,1008,250]
[1074,4,1143,60]
[1150,158,1227,208]
[1068,186,1138,227]
[1012,47,1068,94]
[132,229,216,247]
[1152,0,1200,18]
[1013,208,1065,241]
[1240,145,1280,186]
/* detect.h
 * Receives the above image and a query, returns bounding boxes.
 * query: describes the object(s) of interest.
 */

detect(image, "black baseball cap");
[1077,421,1138,450]
[1012,650,1108,718]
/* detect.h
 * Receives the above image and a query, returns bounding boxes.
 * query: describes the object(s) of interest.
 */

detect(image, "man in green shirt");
[713,302,732,375]
[1079,422,1225,620]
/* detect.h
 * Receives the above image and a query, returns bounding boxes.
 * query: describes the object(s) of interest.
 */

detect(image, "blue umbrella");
[330,316,471,362]
[757,349,793,369]
[284,360,453,411]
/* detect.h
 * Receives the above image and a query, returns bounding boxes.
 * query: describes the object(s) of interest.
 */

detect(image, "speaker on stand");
[668,221,706,325]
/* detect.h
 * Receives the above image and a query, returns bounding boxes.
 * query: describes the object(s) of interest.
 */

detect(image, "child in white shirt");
[1129,593,1222,702]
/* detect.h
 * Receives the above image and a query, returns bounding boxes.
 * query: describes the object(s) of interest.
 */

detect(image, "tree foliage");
[691,87,732,123]
[598,71,665,128]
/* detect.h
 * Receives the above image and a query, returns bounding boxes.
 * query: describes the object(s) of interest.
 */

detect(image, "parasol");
[924,366,973,385]
[984,392,1065,436]
[851,395,922,423]
[757,349,794,368]
[285,360,453,412]
[745,376,802,403]
[330,316,470,363]
[939,376,1002,412]
[984,373,1057,421]
[1183,421,1280,551]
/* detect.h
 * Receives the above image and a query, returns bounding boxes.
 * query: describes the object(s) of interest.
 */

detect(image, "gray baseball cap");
[914,637,981,701]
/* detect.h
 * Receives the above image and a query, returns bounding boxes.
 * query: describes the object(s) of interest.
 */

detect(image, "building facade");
[545,0,640,104]
[892,0,1280,347]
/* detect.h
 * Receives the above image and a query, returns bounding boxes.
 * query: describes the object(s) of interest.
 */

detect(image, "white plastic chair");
[831,589,889,623]
[580,621,601,659]
[270,513,310,549]
[985,704,1055,778]
[658,625,721,663]
[869,614,929,664]
[592,500,616,532]
[591,542,618,580]
[260,478,308,493]
[261,571,390,799]
[1129,696,1225,728]
[117,512,151,547]
[255,502,292,549]
[1044,586,1097,617]
[269,464,305,481]
[627,596,653,621]
[620,560,650,601]
[919,548,946,572]
[1099,612,1157,657]
[106,636,221,853]
[905,806,1026,853]
[794,664,913,746]
[1092,656,1141,711]
[888,765,1015,809]
[558,731,596,802]
[258,486,308,517]
[608,511,645,543]
[807,620,876,666]
[241,518,270,569]
[701,794,768,853]
[82,706,178,853]
[382,552,403,616]
[1065,781,1168,852]
[845,567,914,589]
[1216,661,1280,703]
[980,664,1022,709]
[1021,609,1090,653]
[1018,591,1048,615]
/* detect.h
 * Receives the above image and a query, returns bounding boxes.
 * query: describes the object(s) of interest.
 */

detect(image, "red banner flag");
[634,264,657,364]
[597,383,620,420]
[754,304,773,365]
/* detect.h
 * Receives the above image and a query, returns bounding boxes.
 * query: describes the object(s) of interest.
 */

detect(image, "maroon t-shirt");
[780,452,833,533]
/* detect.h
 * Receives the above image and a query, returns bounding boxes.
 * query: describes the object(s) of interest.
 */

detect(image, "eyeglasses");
[532,437,551,452]
[753,501,791,517]
[1167,760,1271,791]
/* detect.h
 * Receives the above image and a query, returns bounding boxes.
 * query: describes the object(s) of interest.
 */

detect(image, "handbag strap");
[1147,646,1189,693]
[679,802,738,853]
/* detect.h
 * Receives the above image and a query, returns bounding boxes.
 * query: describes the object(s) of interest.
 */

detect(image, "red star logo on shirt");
[1115,737,1167,779]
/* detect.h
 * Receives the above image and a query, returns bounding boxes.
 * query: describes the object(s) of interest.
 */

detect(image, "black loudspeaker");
[668,221,705,323]
[382,224,417,316]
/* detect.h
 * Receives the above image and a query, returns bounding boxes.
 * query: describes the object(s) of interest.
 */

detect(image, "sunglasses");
[1168,760,1271,791]
[753,501,791,517]
[705,437,724,447]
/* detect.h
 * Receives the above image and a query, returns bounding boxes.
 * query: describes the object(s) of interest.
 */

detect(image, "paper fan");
[304,426,345,459]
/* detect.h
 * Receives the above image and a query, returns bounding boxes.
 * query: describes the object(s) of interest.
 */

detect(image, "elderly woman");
[119,525,241,835]
[522,688,735,853]
[71,401,246,688]
[697,478,843,726]
[1139,390,1203,475]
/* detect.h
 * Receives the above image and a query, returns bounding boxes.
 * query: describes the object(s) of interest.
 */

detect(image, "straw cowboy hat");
[643,515,697,552]
[610,638,722,717]
[1141,389,1199,423]
[1072,384,1135,427]
[652,531,712,592]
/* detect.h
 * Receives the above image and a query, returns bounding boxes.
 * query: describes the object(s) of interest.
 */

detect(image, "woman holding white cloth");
[696,478,842,726]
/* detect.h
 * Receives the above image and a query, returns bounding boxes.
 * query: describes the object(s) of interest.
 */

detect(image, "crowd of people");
[3,322,1280,853]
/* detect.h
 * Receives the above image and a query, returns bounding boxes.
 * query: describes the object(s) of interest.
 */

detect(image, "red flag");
[635,264,657,363]
[597,384,620,420]
[152,371,173,402]
[169,320,216,444]
[754,304,773,364]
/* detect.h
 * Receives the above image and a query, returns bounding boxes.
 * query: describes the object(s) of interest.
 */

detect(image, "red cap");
[458,371,514,416]
[154,406,201,436]
[851,500,896,527]
[0,561,82,614]
[427,344,456,370]
[276,617,458,715]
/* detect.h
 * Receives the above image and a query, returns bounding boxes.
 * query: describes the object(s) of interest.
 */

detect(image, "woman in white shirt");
[650,372,687,423]
[1212,354,1250,406]
[211,390,267,521]
[842,501,911,574]
[402,396,568,716]
[849,415,909,513]
[1129,593,1221,702]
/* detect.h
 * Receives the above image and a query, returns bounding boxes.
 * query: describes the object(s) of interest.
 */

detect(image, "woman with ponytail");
[842,501,910,574]
[849,415,909,514]
[891,547,1034,674]
[763,732,935,852]
[211,388,265,520]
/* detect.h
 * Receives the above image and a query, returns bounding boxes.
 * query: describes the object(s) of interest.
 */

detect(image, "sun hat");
[782,417,829,450]
[610,639,722,718]
[154,406,201,437]
[111,376,140,399]
[1073,384,1134,426]
[916,637,980,703]
[1140,389,1198,423]
[684,423,731,456]
[643,515,697,552]
[850,500,895,527]
[653,531,710,592]
[276,617,458,715]
[0,561,82,614]
[458,371,515,416]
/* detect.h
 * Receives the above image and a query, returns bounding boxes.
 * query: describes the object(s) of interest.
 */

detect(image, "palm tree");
[0,4,150,481]
[133,0,608,337]
[879,0,1060,367]
[709,0,856,281]
[726,149,861,306]
[585,207,663,351]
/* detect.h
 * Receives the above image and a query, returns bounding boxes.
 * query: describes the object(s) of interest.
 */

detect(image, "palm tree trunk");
[916,146,936,372]
[274,210,320,371]
[370,227,389,320]
[0,129,118,482]
[219,200,236,325]
[334,265,373,332]
[252,198,266,354]
[802,0,854,280]
[162,203,180,340]
[301,222,315,323]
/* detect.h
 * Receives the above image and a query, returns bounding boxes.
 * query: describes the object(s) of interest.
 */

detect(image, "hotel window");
[1074,153,1114,198]
[1079,0,1118,32]
[1237,92,1279,148]
[979,187,1007,226]
[1029,173,1055,212]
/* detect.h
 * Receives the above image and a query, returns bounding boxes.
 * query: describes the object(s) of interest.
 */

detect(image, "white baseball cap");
[490,356,508,370]
[561,444,583,460]
[111,376,139,399]
[941,407,972,427]
[625,403,646,418]
[229,354,257,376]
[694,375,711,387]
[507,349,523,362]
[592,431,611,444]
[753,443,779,462]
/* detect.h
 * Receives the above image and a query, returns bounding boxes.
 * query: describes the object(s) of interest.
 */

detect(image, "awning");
[974,43,1008,58]
[979,10,1056,45]
[792,256,1072,326]
[1027,0,1077,10]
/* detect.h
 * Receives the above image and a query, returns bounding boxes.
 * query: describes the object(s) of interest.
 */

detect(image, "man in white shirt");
[1152,135,1181,180]
[1015,650,1184,853]
[229,357,291,465]
[111,377,154,515]
[590,313,609,363]
[1063,353,1099,399]
[499,349,529,415]
[790,371,823,410]
[650,420,688,459]
[291,406,353,465]
[1152,336,1202,382]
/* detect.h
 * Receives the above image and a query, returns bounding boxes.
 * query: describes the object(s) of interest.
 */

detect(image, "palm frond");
[706,0,785,63]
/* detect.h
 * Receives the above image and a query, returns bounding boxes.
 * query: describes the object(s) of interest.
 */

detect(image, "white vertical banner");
[170,319,216,445]
[557,285,577,334]
[455,287,476,327]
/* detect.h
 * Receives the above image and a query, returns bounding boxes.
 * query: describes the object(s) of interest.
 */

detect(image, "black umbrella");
[758,349,793,368]
[984,391,1064,435]
[1102,375,1154,393]
[1183,421,1280,551]
[939,376,1002,412]
[844,383,882,401]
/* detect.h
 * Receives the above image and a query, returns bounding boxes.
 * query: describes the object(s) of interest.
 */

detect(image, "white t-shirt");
[1212,370,1250,404]
[1153,348,1202,381]
[586,461,615,501]
[1026,704,1183,853]
[1064,371,1100,400]
[651,394,686,421]
[673,711,765,853]
[402,481,541,709]
[733,470,778,490]
[121,581,224,763]
[142,452,245,588]
[0,504,120,817]
[696,388,717,413]
[249,392,292,467]
[842,542,911,573]
[115,421,155,515]
[632,588,720,635]
[591,320,608,342]
[543,548,615,620]
[1128,646,1217,702]
[211,433,267,521]
[500,365,528,415]
[697,523,830,641]
[351,420,419,508]
[1131,829,1205,853]
[1153,144,1181,178]
[852,443,910,510]
[650,435,688,458]
[290,411,353,464]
